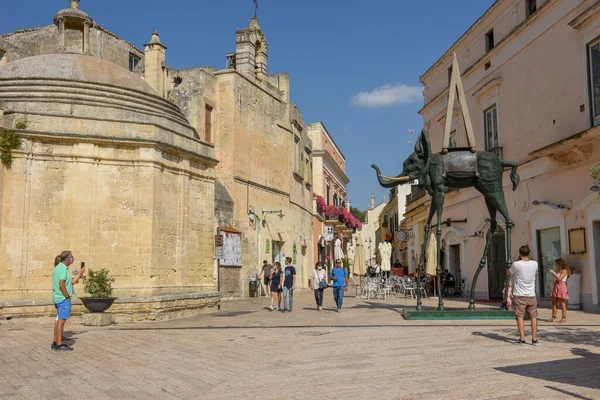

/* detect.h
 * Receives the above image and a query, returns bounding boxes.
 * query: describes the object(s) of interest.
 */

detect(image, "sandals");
[547,316,556,322]
[558,318,566,324]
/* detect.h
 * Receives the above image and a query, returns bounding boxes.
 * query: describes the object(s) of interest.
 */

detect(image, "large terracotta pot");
[80,297,117,313]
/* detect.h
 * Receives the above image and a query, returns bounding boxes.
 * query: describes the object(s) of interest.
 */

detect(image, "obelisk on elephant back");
[372,53,519,311]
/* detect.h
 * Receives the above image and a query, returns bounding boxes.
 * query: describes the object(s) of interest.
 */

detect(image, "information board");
[219,230,242,267]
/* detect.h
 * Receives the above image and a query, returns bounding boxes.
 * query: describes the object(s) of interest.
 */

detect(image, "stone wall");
[0,25,144,71]
[0,56,218,303]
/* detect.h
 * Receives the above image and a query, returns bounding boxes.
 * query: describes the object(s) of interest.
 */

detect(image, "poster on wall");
[219,228,242,267]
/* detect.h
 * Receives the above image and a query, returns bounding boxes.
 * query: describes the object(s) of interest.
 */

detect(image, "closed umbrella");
[425,231,437,277]
[353,234,366,276]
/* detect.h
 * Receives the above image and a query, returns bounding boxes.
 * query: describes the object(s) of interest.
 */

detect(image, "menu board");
[219,230,242,267]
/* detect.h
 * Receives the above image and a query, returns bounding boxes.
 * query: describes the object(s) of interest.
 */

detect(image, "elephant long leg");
[417,225,430,311]
[436,224,444,310]
[468,227,495,310]
[416,204,437,311]
[500,222,514,310]
[433,190,445,311]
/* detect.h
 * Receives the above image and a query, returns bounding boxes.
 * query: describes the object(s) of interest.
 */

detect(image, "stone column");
[163,66,168,98]
[58,17,65,51]
[83,20,91,54]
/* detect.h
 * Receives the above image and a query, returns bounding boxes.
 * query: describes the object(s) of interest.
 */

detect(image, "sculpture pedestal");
[403,307,514,320]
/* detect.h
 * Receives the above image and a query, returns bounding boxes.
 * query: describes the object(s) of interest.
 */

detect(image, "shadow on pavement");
[472,326,600,347]
[544,386,594,400]
[349,301,403,314]
[212,311,256,317]
[495,348,600,391]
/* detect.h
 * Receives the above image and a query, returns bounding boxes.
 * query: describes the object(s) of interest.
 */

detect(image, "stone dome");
[0,53,155,95]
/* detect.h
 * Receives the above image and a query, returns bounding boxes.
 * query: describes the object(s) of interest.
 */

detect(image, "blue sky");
[3,0,495,210]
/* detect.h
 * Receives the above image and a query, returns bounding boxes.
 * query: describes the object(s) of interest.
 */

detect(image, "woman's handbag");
[317,271,328,289]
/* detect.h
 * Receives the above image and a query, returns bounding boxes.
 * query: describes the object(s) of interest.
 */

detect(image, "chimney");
[144,30,167,97]
[370,193,375,210]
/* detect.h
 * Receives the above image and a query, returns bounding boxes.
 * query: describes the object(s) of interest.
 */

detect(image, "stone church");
[0,0,315,319]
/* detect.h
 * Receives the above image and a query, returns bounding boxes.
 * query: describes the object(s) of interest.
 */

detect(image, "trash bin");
[249,280,259,297]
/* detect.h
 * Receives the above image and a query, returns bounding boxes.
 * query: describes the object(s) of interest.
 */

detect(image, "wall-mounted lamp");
[469,230,484,238]
[262,209,284,227]
[590,185,600,192]
[442,218,467,227]
[531,200,568,209]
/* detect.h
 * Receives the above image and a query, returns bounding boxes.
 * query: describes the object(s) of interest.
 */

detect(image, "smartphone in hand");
[80,262,85,269]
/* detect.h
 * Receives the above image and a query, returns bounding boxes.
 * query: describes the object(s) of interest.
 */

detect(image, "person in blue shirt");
[330,259,348,312]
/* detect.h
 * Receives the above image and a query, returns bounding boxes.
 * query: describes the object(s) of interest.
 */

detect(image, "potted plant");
[80,268,117,313]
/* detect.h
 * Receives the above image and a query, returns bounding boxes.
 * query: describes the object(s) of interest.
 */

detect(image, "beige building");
[0,0,219,319]
[408,0,600,312]
[362,194,387,267]
[166,17,315,295]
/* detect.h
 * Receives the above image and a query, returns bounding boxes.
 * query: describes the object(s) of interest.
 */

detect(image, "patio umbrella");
[425,231,437,277]
[353,234,366,276]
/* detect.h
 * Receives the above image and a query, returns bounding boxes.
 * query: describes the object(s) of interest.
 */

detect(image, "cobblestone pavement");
[1,290,600,400]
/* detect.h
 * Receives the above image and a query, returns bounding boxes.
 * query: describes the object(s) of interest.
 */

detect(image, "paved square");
[1,291,599,400]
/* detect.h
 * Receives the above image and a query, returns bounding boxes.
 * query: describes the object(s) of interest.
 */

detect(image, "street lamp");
[262,210,284,227]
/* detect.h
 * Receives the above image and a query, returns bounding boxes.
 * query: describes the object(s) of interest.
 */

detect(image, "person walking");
[282,257,296,312]
[330,259,348,312]
[310,262,327,311]
[506,245,539,346]
[548,258,571,323]
[269,262,283,311]
[51,251,84,351]
[258,260,272,297]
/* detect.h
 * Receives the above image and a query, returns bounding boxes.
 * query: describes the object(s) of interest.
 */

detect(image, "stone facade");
[0,1,219,317]
[165,18,315,295]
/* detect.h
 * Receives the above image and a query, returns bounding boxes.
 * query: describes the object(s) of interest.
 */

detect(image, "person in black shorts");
[269,262,283,311]
[258,260,272,297]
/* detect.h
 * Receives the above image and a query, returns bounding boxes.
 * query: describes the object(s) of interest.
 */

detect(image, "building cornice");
[307,121,346,160]
[314,150,350,186]
[568,0,600,29]
[528,124,600,158]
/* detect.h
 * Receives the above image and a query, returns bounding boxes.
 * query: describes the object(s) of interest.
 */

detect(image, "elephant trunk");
[371,164,410,188]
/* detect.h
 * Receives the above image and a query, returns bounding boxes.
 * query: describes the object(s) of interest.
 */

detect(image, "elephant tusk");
[379,175,410,182]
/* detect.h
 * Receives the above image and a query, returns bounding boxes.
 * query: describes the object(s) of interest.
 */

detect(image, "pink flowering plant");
[314,195,362,231]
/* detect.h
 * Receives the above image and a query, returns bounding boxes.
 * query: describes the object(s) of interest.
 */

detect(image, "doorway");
[537,227,561,297]
[271,241,284,266]
[488,228,506,299]
[448,244,461,282]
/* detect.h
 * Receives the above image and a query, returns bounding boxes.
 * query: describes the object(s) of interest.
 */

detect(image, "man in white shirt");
[507,245,539,345]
